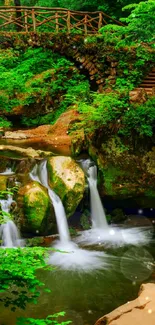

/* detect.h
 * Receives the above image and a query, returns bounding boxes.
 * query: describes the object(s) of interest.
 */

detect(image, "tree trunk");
[14,0,22,31]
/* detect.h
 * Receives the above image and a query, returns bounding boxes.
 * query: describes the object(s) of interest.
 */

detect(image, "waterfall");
[87,165,108,229]
[0,168,14,175]
[30,161,71,244]
[0,194,14,213]
[76,159,151,247]
[0,221,21,248]
[80,159,108,229]
[0,194,22,248]
[30,160,110,271]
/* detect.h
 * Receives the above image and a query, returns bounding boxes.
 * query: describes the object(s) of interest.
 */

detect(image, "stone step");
[141,79,155,83]
[134,88,152,94]
[140,84,154,87]
[145,76,155,79]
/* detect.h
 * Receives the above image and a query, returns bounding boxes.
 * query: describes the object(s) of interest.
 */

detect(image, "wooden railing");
[0,6,123,34]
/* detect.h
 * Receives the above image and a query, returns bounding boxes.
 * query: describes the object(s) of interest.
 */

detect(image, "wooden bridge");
[0,6,123,34]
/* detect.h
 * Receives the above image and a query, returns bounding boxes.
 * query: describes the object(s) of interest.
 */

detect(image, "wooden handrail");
[0,6,124,34]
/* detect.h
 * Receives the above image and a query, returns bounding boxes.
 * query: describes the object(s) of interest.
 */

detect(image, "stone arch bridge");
[0,7,154,94]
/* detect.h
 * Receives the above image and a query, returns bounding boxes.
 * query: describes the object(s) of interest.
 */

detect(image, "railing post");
[24,10,28,32]
[98,12,102,30]
[55,11,59,32]
[84,14,87,35]
[67,10,71,33]
[32,8,36,32]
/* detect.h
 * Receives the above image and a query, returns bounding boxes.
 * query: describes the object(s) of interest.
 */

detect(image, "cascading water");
[30,161,70,245]
[30,160,109,271]
[80,158,108,229]
[77,159,151,247]
[0,167,14,175]
[0,220,21,248]
[0,194,22,248]
[87,165,108,229]
[0,194,14,214]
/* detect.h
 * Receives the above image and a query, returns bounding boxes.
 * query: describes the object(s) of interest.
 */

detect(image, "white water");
[0,220,21,248]
[30,161,109,271]
[77,159,152,247]
[76,226,152,247]
[0,194,14,213]
[0,194,22,248]
[0,167,14,175]
[88,165,108,229]
[30,161,70,244]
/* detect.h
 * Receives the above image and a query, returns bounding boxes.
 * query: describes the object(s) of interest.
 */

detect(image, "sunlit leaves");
[0,248,52,310]
[17,312,72,325]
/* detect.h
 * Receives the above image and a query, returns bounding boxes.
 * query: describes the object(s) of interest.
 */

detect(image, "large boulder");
[17,181,55,235]
[47,156,85,216]
[95,283,155,325]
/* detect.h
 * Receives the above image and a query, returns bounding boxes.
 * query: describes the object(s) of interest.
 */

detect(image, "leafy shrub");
[77,91,155,138]
[0,47,89,122]
[100,1,155,46]
[17,312,72,325]
[0,116,12,127]
[0,248,51,311]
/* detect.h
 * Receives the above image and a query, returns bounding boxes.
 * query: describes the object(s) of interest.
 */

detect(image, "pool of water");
[1,232,155,325]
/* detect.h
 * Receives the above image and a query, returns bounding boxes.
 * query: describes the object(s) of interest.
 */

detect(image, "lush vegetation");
[0,2,155,325]
[0,248,71,324]
[0,47,89,126]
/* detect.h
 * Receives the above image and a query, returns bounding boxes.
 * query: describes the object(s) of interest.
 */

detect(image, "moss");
[143,147,155,175]
[145,189,155,197]
[101,166,126,196]
[0,176,7,191]
[47,157,85,216]
[23,182,50,232]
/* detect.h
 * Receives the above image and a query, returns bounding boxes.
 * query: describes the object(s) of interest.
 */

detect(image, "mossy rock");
[47,156,85,216]
[0,175,7,191]
[17,181,55,234]
[88,141,155,206]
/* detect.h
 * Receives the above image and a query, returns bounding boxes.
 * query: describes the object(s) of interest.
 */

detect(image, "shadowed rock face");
[47,156,85,216]
[95,283,155,325]
[86,139,155,208]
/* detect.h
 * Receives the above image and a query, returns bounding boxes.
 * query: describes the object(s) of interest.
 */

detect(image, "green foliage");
[0,210,13,224]
[0,47,89,126]
[17,312,72,325]
[69,227,78,236]
[0,116,12,127]
[80,209,90,230]
[77,91,128,132]
[100,1,155,46]
[77,90,155,138]
[0,188,18,224]
[0,247,52,311]
[120,97,155,137]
